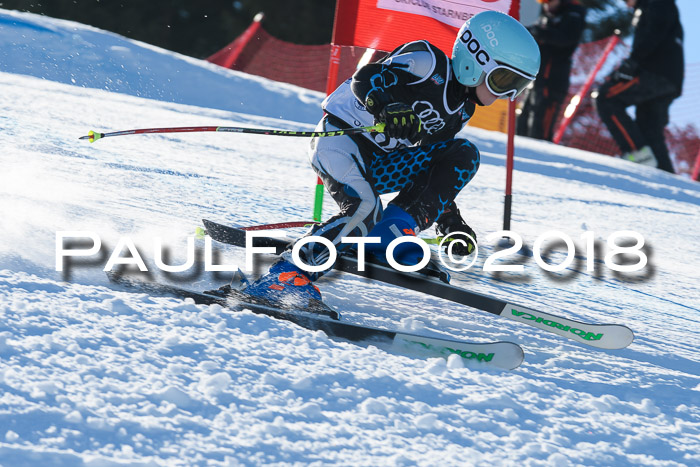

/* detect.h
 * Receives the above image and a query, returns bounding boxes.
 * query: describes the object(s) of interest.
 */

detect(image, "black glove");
[613,59,638,81]
[377,102,422,140]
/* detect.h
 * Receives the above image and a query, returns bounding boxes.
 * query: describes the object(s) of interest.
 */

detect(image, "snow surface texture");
[1,8,700,466]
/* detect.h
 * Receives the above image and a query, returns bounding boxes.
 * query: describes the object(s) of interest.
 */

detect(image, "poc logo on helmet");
[459,29,490,66]
[481,24,499,47]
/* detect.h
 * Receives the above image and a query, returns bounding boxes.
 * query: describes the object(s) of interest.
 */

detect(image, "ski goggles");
[480,61,536,101]
[463,32,536,100]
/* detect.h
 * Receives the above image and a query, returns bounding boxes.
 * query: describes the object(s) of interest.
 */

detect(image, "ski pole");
[79,123,385,143]
[195,223,451,244]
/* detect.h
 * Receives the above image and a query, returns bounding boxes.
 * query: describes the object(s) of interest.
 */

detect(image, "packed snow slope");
[0,9,323,124]
[1,9,700,466]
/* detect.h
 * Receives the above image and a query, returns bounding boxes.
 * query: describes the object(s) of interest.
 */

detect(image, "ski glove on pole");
[378,103,422,140]
[364,91,421,140]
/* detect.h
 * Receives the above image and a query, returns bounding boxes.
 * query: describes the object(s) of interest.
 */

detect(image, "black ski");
[107,272,525,370]
[202,219,635,350]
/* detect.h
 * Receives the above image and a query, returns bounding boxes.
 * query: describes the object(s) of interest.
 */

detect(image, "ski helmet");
[452,11,541,100]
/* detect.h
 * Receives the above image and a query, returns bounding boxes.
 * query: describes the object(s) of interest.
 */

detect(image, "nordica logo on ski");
[510,310,604,341]
[413,341,494,362]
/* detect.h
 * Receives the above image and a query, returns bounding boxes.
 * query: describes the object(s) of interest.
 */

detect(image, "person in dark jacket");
[516,0,587,141]
[595,0,684,173]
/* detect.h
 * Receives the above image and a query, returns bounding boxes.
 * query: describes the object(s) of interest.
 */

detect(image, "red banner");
[332,0,520,54]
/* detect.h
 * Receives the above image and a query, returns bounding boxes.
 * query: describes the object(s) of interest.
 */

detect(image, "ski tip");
[578,324,635,350]
[606,325,635,350]
[394,334,525,371]
[195,226,207,239]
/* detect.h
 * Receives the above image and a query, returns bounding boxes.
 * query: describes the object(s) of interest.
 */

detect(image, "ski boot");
[365,204,427,266]
[235,258,338,318]
[435,206,477,257]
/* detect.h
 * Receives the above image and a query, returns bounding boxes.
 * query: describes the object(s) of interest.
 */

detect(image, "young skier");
[240,11,541,308]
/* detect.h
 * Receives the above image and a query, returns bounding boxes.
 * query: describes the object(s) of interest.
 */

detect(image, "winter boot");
[365,204,426,266]
[241,258,322,309]
[622,146,658,167]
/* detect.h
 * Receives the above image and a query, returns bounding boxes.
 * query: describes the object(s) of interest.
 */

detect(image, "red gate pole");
[553,34,620,145]
[207,13,264,69]
[691,146,700,181]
